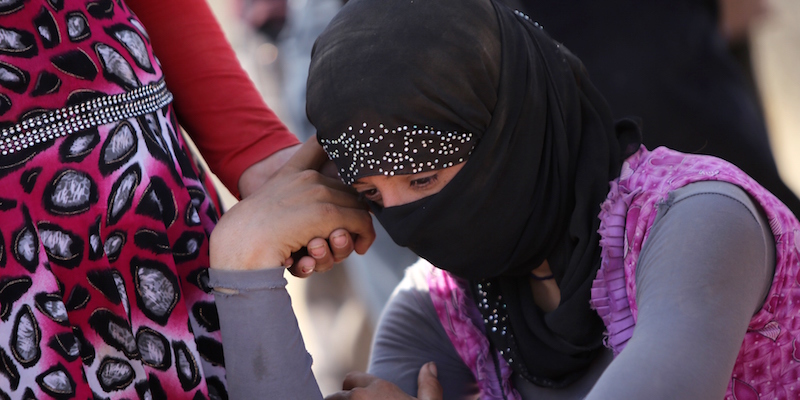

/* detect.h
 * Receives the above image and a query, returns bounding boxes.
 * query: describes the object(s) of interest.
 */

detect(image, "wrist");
[209,261,286,271]
[209,229,287,271]
[238,145,300,198]
[209,256,286,271]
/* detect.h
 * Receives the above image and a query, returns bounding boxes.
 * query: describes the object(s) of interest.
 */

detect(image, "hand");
[238,144,299,199]
[325,362,442,400]
[289,159,359,276]
[718,0,770,41]
[239,0,288,40]
[236,142,364,275]
[210,139,375,271]
[238,145,341,198]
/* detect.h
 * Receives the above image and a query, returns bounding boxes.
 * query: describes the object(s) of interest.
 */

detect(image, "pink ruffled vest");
[429,146,800,399]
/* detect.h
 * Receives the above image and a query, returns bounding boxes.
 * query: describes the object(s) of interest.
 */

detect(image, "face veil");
[308,0,640,387]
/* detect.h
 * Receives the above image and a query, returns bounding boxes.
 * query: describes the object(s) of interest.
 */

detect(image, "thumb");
[416,362,443,400]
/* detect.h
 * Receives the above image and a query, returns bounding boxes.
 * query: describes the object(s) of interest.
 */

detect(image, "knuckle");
[343,371,360,381]
[375,381,393,391]
[359,211,372,225]
[318,202,341,217]
[307,184,331,199]
[307,237,325,248]
[297,169,319,182]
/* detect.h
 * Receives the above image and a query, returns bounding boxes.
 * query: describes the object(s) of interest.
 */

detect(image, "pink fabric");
[127,0,299,198]
[427,266,520,400]
[591,146,800,399]
[429,145,800,398]
[589,179,639,355]
[0,1,226,397]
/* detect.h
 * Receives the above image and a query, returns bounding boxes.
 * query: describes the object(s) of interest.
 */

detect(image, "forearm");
[238,144,299,198]
[126,0,299,197]
[209,268,322,400]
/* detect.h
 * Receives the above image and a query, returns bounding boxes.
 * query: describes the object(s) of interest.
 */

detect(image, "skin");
[213,140,440,400]
[352,164,466,208]
[529,260,560,312]
[718,0,770,41]
[326,362,443,400]
[237,143,357,276]
[211,139,376,271]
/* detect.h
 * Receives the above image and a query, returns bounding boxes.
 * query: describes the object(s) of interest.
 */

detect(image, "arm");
[368,265,479,399]
[210,140,374,271]
[208,141,440,399]
[209,267,322,400]
[326,365,442,400]
[207,140,375,395]
[587,182,774,399]
[125,0,299,198]
[718,0,769,41]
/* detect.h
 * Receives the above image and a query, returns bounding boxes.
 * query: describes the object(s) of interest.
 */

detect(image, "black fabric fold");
[309,0,640,387]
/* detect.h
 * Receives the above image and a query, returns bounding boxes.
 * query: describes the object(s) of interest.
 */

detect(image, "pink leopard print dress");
[0,0,227,398]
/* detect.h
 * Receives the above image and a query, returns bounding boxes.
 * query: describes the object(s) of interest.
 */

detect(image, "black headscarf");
[308,0,640,387]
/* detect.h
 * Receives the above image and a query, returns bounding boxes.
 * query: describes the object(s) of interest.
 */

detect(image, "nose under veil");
[308,0,640,388]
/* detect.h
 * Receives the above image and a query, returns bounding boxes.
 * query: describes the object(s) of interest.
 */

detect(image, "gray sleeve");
[586,181,775,399]
[368,263,480,400]
[209,267,323,400]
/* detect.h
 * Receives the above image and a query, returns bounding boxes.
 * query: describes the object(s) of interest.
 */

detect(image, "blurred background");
[200,0,800,395]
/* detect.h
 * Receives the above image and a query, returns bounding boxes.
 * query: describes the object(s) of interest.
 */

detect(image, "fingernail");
[309,244,326,258]
[331,233,347,248]
[428,362,438,378]
[302,266,314,274]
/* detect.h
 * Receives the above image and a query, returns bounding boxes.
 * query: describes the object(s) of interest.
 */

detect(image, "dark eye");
[410,174,438,188]
[359,188,381,202]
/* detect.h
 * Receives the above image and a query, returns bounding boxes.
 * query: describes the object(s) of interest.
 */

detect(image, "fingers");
[307,238,335,272]
[292,170,364,210]
[353,230,375,256]
[273,195,373,272]
[319,206,376,254]
[283,138,330,173]
[214,137,372,272]
[416,362,443,400]
[329,229,355,262]
[286,229,359,277]
[335,371,418,400]
[287,254,316,278]
[323,392,350,400]
[340,371,379,391]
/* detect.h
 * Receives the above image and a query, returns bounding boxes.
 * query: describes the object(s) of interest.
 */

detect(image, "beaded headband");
[319,122,477,185]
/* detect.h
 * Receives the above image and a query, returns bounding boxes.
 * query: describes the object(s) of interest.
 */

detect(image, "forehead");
[319,122,477,185]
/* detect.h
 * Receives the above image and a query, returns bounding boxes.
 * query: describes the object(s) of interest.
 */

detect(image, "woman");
[0,0,366,396]
[307,0,794,397]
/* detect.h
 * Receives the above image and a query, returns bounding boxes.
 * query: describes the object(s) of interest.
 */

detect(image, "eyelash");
[357,174,440,202]
[359,189,380,202]
[410,174,438,188]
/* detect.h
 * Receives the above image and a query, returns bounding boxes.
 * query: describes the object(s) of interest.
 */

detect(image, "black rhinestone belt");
[0,79,173,156]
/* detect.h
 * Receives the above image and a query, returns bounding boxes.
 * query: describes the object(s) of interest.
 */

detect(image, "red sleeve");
[126,0,300,198]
